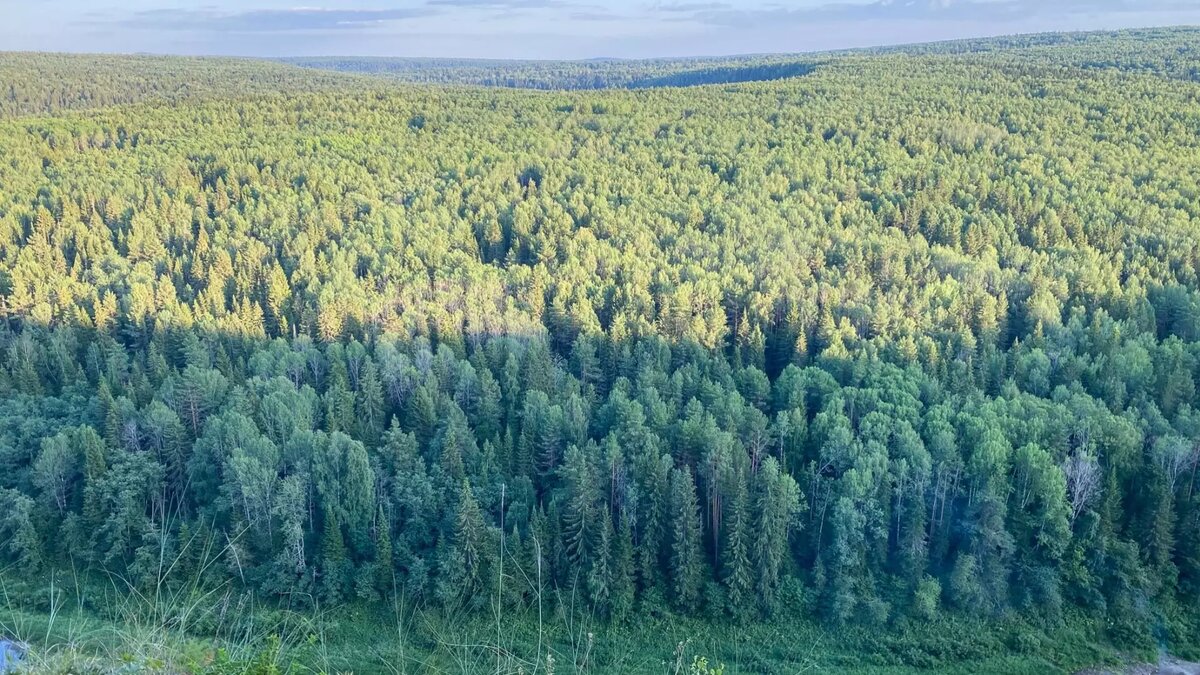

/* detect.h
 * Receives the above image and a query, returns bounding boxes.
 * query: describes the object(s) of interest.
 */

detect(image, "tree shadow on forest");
[624,61,820,89]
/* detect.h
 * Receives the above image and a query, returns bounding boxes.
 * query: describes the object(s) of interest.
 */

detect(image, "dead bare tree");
[1062,452,1101,526]
[1154,436,1200,495]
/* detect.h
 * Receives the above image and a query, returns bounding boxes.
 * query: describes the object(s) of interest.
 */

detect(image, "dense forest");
[0,53,365,119]
[278,55,820,90]
[1,26,1200,672]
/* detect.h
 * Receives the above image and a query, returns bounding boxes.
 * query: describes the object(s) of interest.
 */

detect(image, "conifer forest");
[1,26,1199,673]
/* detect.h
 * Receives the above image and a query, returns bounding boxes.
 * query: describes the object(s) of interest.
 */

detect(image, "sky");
[1,0,1199,59]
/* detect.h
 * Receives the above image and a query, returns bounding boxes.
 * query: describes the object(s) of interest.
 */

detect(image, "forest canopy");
[0,25,1199,670]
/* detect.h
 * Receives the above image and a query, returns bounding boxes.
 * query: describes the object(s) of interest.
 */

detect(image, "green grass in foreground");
[3,575,1189,674]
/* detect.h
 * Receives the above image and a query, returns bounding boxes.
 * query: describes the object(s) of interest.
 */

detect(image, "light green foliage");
[689,655,725,675]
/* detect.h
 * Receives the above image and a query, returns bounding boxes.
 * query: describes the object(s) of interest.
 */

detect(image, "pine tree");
[1146,468,1179,597]
[588,511,614,614]
[451,478,487,600]
[752,458,802,614]
[375,505,394,599]
[405,381,439,448]
[80,427,108,535]
[324,377,355,434]
[435,406,476,481]
[611,511,636,619]
[357,358,385,446]
[560,445,597,567]
[527,505,550,604]
[266,261,291,336]
[637,454,670,594]
[104,395,126,450]
[320,504,351,605]
[722,475,753,619]
[670,467,704,612]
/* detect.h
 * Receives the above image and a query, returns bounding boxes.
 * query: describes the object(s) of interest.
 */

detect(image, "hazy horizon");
[7,23,1199,63]
[2,1,1200,60]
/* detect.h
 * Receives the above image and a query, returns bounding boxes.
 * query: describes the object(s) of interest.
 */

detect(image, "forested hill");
[0,53,368,119]
[2,25,1195,118]
[866,26,1200,81]
[277,55,821,90]
[279,26,1200,89]
[1,27,1199,671]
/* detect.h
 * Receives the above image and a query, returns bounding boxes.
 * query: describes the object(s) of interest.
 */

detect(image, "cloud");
[678,0,1200,28]
[425,0,569,8]
[651,2,732,12]
[569,9,628,21]
[426,0,620,23]
[117,6,438,32]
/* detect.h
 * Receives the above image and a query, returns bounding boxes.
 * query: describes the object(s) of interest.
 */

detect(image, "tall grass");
[0,524,321,673]
[0,524,1168,674]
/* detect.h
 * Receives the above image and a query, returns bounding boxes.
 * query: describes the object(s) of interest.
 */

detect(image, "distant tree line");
[279,55,820,90]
